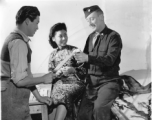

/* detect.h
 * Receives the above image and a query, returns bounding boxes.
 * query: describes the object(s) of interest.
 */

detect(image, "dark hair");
[49,23,67,48]
[16,6,40,25]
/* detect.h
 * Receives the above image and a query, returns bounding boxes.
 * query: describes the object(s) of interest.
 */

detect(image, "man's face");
[27,16,39,37]
[86,11,104,31]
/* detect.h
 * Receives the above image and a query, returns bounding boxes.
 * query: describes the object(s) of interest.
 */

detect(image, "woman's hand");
[62,67,76,76]
[37,96,52,106]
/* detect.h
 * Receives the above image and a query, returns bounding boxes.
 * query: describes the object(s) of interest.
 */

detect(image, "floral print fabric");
[48,45,86,119]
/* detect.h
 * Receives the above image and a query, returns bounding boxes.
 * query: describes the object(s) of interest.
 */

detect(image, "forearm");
[88,55,114,67]
[30,86,52,105]
[30,87,42,101]
[16,76,44,87]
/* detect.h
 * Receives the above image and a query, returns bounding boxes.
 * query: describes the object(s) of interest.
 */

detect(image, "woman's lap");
[51,78,85,108]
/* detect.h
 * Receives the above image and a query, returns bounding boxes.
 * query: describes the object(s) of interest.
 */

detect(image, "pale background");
[0,0,151,84]
[0,0,151,119]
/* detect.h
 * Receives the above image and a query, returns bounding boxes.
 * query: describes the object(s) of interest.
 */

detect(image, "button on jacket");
[83,25,122,85]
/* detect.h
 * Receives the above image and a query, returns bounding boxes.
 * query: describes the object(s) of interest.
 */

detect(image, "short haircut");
[16,6,40,25]
[49,23,67,48]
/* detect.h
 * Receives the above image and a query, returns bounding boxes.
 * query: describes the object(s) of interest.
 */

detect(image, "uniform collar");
[93,25,108,36]
[100,25,108,35]
[13,28,31,43]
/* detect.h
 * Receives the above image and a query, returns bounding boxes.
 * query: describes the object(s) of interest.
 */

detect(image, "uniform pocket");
[98,51,106,56]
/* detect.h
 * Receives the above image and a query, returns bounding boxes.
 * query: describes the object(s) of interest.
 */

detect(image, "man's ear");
[24,18,30,26]
[99,14,104,21]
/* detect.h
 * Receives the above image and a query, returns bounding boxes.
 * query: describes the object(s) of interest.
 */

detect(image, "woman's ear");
[52,37,55,42]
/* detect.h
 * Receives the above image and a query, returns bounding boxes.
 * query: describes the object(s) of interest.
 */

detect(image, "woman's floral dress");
[48,45,86,119]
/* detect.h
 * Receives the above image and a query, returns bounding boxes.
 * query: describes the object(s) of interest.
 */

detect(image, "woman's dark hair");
[16,6,40,25]
[49,23,67,48]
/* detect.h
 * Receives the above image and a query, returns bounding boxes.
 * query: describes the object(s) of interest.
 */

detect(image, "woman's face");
[53,30,68,48]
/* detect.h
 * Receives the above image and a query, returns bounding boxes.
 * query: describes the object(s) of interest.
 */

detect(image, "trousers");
[1,80,31,120]
[77,81,120,120]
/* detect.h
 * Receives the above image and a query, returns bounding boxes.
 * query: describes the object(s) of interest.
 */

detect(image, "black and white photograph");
[0,0,151,120]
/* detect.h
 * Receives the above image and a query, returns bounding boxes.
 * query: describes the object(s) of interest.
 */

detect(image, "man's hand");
[43,72,55,84]
[37,96,52,106]
[74,52,88,63]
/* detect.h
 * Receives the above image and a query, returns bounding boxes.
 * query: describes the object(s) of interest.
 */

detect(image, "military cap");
[83,5,103,18]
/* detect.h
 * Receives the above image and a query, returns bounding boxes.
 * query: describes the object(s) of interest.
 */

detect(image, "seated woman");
[48,23,86,120]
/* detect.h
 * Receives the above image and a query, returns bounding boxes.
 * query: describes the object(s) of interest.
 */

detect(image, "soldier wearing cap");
[75,5,122,120]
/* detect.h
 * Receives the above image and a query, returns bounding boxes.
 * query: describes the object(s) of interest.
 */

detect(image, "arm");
[83,36,89,70]
[48,51,56,72]
[30,87,52,105]
[9,40,53,88]
[29,61,52,105]
[16,75,53,87]
[88,34,122,67]
[71,49,87,80]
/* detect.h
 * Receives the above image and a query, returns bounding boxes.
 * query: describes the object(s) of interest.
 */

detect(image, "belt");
[1,77,11,92]
[87,75,121,87]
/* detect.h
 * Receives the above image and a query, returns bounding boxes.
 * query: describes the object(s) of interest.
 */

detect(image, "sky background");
[0,0,151,77]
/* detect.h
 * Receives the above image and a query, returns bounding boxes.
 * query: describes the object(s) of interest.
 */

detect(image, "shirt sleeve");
[83,36,90,69]
[8,39,28,84]
[88,34,122,67]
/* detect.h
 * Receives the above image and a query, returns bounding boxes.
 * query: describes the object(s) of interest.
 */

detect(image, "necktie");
[92,32,100,46]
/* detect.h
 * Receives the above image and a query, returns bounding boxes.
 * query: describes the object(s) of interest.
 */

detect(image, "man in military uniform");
[75,5,122,120]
